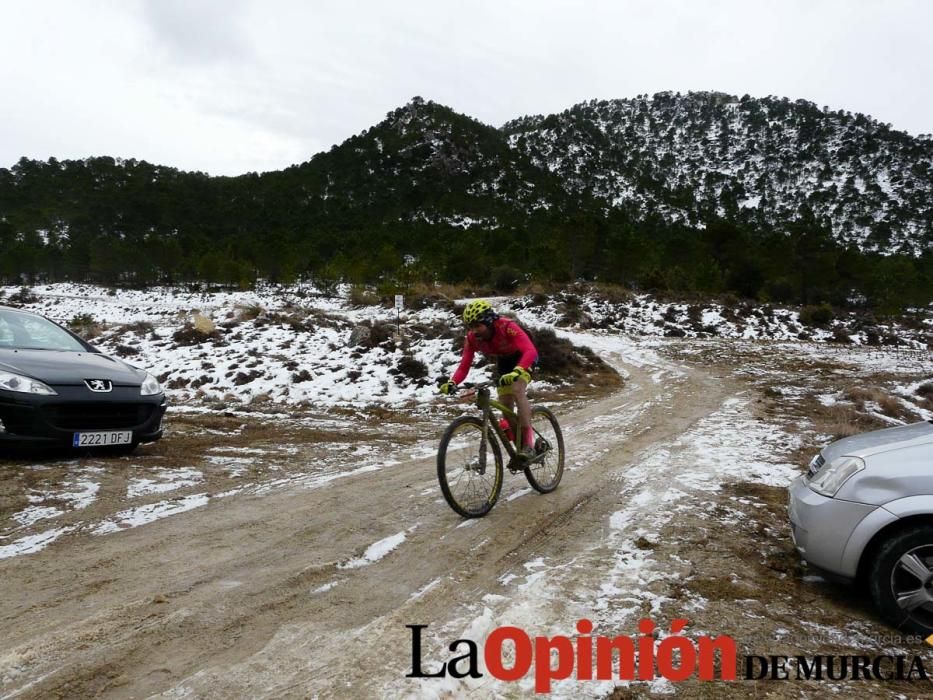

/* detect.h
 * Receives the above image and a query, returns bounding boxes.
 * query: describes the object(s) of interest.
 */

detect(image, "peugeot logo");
[85,379,113,393]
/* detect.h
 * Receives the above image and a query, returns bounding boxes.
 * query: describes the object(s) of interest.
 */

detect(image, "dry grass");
[67,313,104,340]
[348,286,381,306]
[810,401,889,439]
[191,312,216,334]
[405,281,474,301]
[116,321,154,337]
[0,481,30,520]
[587,282,633,305]
[234,303,264,321]
[844,385,917,422]
[516,281,553,297]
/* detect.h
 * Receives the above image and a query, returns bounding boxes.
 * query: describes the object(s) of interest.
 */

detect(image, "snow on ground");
[383,342,803,698]
[92,494,211,535]
[127,468,203,497]
[0,465,104,559]
[0,283,929,563]
[2,284,931,696]
[2,283,466,408]
[339,530,411,570]
[14,474,100,526]
[0,526,76,560]
[2,283,928,411]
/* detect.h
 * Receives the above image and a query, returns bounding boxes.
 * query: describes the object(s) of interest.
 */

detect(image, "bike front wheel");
[525,406,565,493]
[437,416,504,518]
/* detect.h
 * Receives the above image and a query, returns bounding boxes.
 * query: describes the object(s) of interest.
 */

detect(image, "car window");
[0,309,87,351]
[0,317,13,345]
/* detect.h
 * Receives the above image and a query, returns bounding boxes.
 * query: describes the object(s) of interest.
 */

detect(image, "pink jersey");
[451,317,538,385]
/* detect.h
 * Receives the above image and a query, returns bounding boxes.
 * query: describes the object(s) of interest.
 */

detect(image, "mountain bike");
[437,383,565,518]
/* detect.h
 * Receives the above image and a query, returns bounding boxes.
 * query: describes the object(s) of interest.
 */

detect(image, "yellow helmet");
[462,299,495,325]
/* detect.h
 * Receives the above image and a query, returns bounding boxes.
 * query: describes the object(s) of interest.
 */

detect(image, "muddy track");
[0,345,736,698]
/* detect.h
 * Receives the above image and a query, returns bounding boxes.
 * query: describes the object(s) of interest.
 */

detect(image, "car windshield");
[0,308,87,352]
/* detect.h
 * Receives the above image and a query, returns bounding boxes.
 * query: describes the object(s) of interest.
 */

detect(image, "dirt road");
[0,334,743,698]
[4,336,931,698]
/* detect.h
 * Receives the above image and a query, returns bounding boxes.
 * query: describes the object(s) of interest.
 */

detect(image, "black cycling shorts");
[496,352,539,377]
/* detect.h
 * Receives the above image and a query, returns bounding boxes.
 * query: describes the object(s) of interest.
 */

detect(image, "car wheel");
[869,525,933,636]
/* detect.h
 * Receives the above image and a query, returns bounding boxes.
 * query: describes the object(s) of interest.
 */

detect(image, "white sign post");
[394,295,404,341]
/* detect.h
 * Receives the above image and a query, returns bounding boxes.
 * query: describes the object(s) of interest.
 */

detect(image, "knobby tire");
[437,416,503,518]
[524,406,564,493]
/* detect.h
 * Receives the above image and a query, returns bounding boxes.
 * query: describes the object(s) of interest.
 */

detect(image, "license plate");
[73,431,132,447]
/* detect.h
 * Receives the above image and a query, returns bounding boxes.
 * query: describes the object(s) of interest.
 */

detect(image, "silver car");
[788,420,933,635]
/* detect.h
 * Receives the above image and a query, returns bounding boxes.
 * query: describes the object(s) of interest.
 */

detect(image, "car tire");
[868,525,933,636]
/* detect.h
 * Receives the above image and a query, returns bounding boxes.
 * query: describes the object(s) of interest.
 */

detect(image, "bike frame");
[437,381,564,517]
[471,385,546,468]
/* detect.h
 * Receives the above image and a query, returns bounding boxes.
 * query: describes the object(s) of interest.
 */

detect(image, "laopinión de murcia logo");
[406,618,931,692]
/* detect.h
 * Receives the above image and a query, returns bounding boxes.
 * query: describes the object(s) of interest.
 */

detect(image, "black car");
[0,305,166,452]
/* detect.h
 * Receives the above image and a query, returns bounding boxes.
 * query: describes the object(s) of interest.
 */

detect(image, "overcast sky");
[2,0,930,176]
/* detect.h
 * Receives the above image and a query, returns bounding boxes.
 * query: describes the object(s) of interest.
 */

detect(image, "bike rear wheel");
[437,416,503,518]
[524,406,564,493]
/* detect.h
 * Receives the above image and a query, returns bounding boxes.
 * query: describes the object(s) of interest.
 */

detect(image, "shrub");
[192,312,216,335]
[557,304,592,328]
[292,369,313,383]
[172,323,222,346]
[235,304,264,321]
[820,404,887,440]
[830,327,852,344]
[490,265,522,292]
[763,277,796,304]
[844,386,914,422]
[7,287,38,306]
[686,305,704,328]
[799,303,834,327]
[68,313,103,340]
[916,383,933,399]
[718,293,741,309]
[844,386,881,406]
[523,325,618,385]
[396,356,428,381]
[877,395,914,421]
[406,292,455,312]
[123,321,154,336]
[349,285,380,306]
[349,321,395,349]
[590,283,632,305]
[233,370,263,386]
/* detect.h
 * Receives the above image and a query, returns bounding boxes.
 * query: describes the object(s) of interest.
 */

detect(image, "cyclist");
[439,300,539,458]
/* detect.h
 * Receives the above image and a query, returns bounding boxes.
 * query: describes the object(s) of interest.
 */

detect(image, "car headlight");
[0,370,57,395]
[140,372,161,396]
[808,455,865,497]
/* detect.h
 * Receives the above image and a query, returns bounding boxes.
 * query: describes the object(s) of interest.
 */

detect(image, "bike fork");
[477,407,490,474]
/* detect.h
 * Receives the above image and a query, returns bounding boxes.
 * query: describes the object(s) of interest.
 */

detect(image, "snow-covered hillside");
[1,283,929,410]
[505,92,933,253]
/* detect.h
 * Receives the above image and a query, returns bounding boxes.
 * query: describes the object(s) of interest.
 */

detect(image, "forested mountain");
[504,92,933,255]
[1,93,932,310]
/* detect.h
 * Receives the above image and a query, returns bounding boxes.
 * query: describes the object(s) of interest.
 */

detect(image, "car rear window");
[0,309,87,352]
